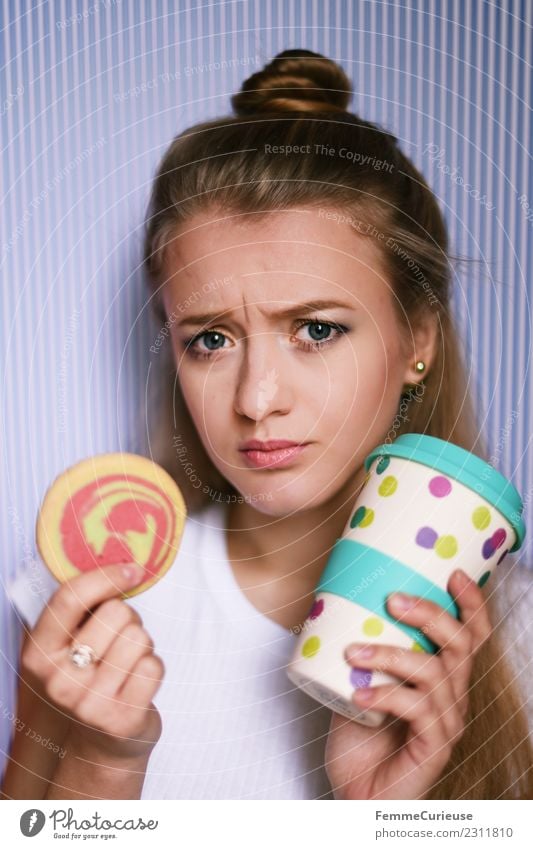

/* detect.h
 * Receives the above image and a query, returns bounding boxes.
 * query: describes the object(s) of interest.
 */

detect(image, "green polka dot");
[378,475,398,497]
[472,506,491,530]
[362,616,384,637]
[350,506,374,528]
[350,506,366,528]
[411,641,426,652]
[302,636,321,658]
[434,535,458,558]
[359,508,375,527]
[478,570,491,587]
[376,456,390,474]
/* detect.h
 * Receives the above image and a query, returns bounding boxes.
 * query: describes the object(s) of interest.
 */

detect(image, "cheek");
[178,371,232,444]
[176,369,209,436]
[328,335,403,429]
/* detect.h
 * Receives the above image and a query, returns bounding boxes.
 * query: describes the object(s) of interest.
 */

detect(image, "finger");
[117,654,165,710]
[447,569,493,652]
[43,615,148,711]
[45,664,94,712]
[30,563,145,657]
[88,624,155,699]
[71,599,143,665]
[344,643,460,737]
[352,683,463,762]
[35,603,145,704]
[385,588,475,701]
[68,627,156,727]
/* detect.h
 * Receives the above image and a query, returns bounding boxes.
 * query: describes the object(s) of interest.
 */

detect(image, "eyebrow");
[178,299,356,327]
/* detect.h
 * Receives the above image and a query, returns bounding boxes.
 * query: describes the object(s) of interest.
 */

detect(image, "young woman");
[3,50,532,801]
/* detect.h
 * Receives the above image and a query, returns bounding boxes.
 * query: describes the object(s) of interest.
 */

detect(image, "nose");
[233,333,292,422]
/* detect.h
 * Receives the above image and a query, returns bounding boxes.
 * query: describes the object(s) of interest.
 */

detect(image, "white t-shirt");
[7,500,335,800]
[7,501,532,799]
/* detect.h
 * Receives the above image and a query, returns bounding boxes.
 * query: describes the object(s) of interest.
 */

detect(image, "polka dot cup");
[286,433,526,727]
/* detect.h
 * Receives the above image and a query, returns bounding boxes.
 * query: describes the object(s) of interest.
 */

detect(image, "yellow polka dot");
[359,507,375,527]
[411,641,426,652]
[378,475,398,497]
[302,636,321,658]
[435,535,458,558]
[472,506,491,530]
[362,616,384,637]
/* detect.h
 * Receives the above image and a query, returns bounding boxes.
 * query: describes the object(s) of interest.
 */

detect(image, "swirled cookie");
[36,453,187,597]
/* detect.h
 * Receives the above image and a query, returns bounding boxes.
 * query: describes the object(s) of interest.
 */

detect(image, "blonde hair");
[142,49,533,799]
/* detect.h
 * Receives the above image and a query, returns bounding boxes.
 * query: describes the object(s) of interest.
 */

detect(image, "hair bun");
[231,49,353,116]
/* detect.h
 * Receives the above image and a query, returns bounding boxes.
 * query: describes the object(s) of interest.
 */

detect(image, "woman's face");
[161,207,419,516]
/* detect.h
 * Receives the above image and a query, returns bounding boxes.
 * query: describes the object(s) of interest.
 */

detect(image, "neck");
[225,465,368,587]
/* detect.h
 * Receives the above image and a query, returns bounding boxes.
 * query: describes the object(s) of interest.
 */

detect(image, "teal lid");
[364,433,526,553]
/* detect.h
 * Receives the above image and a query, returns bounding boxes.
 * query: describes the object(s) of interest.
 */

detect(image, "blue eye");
[302,321,335,342]
[293,319,349,352]
[184,318,349,360]
[200,331,226,351]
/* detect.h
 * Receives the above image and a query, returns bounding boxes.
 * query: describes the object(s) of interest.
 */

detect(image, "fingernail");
[353,688,373,702]
[453,569,470,585]
[346,644,375,659]
[122,563,144,583]
[389,592,415,610]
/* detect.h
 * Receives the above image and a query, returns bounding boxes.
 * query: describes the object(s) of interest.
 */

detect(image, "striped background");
[1,0,531,780]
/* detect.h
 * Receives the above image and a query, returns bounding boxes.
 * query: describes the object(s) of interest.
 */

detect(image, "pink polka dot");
[308,598,324,620]
[492,528,506,550]
[483,529,507,560]
[429,476,452,497]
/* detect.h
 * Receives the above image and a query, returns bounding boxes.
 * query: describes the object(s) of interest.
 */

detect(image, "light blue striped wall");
[1,0,531,781]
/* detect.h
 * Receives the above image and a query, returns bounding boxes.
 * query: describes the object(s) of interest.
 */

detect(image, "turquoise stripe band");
[316,539,460,653]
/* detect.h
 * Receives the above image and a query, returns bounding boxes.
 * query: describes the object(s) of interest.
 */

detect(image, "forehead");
[161,207,393,314]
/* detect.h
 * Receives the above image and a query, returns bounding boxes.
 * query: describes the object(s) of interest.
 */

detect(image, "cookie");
[36,452,187,597]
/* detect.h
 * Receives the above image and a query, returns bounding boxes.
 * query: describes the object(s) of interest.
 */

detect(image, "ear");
[401,311,439,387]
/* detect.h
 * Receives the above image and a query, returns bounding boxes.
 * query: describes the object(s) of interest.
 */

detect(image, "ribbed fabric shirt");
[7,500,335,800]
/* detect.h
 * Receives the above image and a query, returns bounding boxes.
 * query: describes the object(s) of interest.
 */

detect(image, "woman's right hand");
[20,563,165,763]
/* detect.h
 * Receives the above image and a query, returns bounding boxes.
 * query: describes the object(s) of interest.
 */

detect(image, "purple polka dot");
[497,548,509,566]
[309,598,324,620]
[350,667,373,689]
[482,538,496,560]
[416,526,438,549]
[491,528,507,550]
[429,476,453,498]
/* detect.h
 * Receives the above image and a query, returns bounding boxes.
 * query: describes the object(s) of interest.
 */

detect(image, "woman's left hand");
[324,568,492,799]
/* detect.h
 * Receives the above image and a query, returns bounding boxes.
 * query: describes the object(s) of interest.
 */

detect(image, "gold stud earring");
[401,360,427,397]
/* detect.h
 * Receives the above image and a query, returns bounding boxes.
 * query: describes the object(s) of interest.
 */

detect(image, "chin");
[228,476,336,516]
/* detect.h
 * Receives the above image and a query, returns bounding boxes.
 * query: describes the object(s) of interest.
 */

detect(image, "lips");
[239,441,309,469]
[238,439,302,451]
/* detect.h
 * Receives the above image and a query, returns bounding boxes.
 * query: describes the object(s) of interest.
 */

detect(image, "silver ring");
[69,641,99,668]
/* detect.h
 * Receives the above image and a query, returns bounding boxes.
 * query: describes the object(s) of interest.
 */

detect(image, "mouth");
[239,444,309,469]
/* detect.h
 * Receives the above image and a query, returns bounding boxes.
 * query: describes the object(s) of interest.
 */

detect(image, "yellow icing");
[122,514,157,566]
[81,481,169,567]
